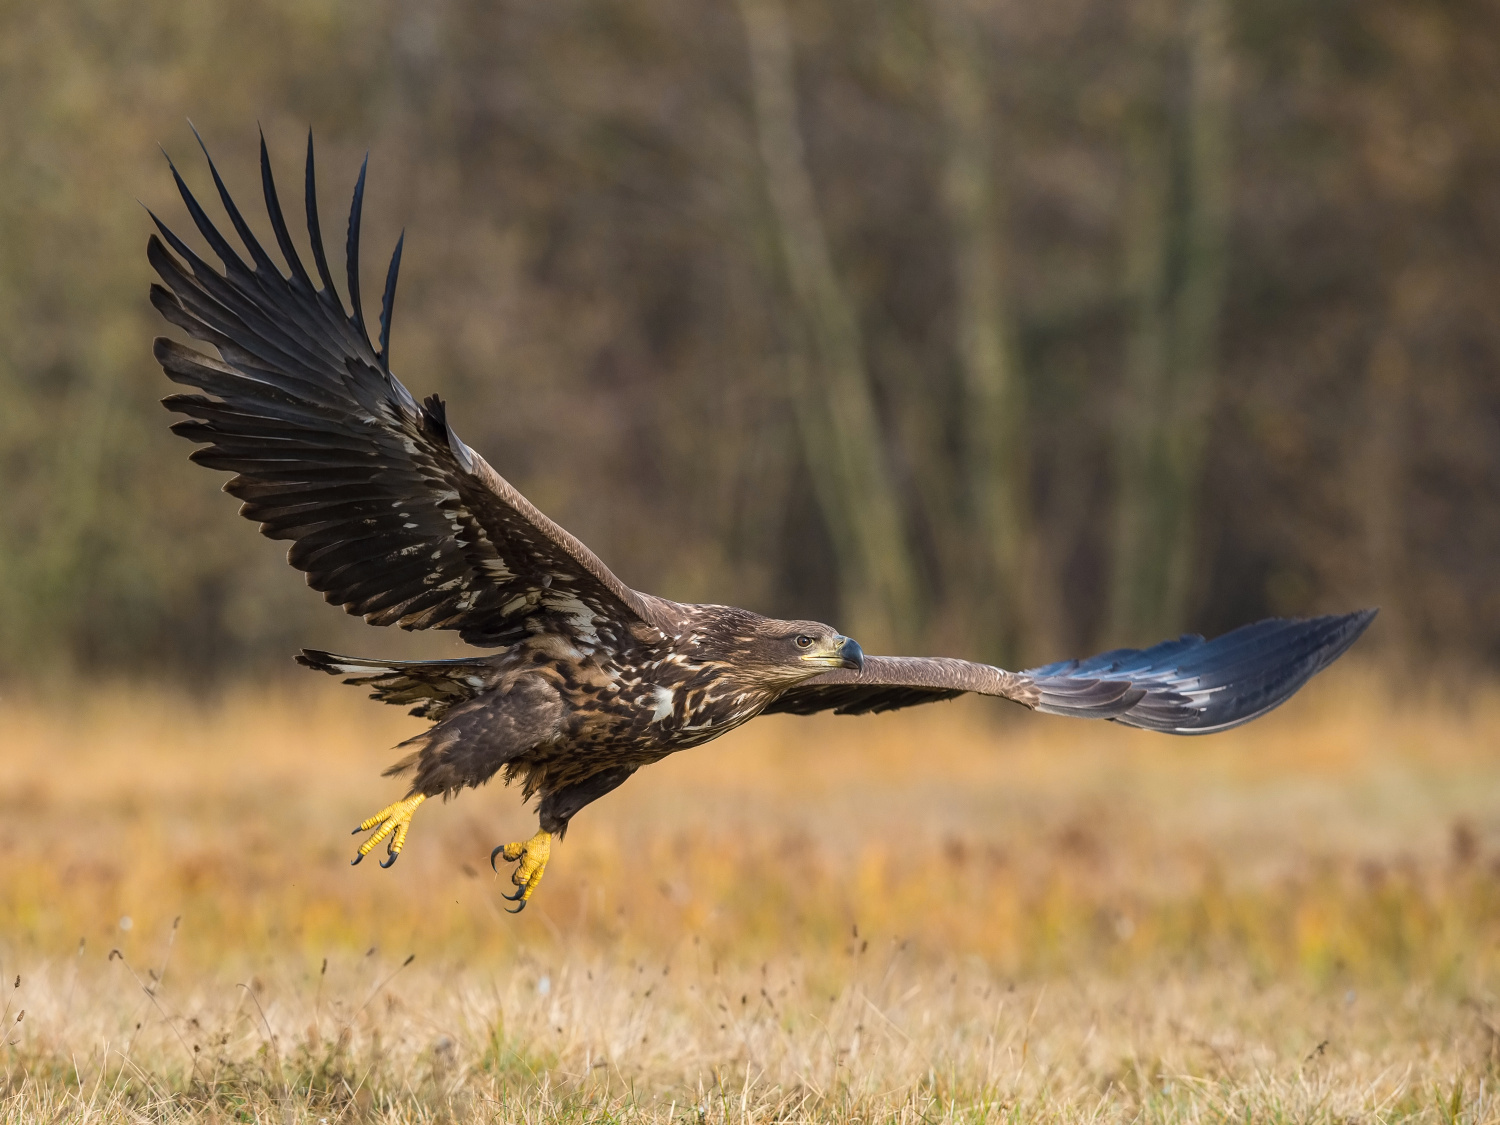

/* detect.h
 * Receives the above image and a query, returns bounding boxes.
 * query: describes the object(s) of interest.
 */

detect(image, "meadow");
[2,664,1499,1122]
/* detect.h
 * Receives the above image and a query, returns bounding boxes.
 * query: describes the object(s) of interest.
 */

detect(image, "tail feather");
[297,649,492,719]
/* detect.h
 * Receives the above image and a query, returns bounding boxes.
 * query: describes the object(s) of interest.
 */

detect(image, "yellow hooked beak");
[800,635,864,671]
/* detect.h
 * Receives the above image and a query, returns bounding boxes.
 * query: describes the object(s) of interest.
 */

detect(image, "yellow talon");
[490,829,552,912]
[352,794,426,868]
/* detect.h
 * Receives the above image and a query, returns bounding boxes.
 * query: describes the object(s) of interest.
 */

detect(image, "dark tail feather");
[1022,609,1377,734]
[297,649,491,720]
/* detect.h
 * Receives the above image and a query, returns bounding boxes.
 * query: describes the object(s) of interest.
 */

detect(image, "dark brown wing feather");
[765,612,1376,733]
[762,656,1036,715]
[149,132,675,648]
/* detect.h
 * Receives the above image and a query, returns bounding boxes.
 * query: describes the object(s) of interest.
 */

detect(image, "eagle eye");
[794,634,814,649]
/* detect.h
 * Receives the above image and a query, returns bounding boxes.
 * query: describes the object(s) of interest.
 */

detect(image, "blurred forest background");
[1,0,1497,682]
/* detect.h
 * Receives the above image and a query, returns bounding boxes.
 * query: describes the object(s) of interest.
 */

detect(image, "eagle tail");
[296,649,491,720]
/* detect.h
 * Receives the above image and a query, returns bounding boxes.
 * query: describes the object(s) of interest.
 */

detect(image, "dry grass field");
[2,664,1500,1121]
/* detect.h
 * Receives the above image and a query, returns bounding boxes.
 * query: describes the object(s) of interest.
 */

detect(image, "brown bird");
[148,133,1375,911]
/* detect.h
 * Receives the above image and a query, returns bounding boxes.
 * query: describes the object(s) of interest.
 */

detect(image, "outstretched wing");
[764,610,1376,733]
[150,130,676,648]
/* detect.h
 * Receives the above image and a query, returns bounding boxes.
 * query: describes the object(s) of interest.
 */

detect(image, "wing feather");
[765,611,1376,732]
[763,656,1034,715]
[151,133,677,648]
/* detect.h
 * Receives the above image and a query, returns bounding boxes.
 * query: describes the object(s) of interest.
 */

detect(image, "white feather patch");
[648,686,675,723]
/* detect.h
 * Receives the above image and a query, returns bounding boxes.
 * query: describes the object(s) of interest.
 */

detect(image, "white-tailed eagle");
[149,132,1375,910]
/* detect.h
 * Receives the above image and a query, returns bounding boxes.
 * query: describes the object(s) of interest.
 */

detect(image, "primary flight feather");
[149,132,1375,910]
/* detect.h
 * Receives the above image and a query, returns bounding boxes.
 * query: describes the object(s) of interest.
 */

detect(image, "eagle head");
[694,610,863,689]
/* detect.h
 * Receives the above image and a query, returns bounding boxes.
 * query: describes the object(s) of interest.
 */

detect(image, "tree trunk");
[1357,317,1410,664]
[1108,0,1231,644]
[738,0,921,650]
[1108,26,1175,645]
[930,0,1059,664]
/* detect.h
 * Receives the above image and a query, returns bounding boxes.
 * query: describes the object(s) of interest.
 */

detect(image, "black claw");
[500,885,527,902]
[490,845,507,873]
[351,852,364,866]
[352,826,364,835]
[504,899,528,915]
[380,850,400,869]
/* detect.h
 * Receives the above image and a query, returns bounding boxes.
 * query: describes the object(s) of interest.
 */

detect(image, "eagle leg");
[351,794,427,868]
[490,829,553,913]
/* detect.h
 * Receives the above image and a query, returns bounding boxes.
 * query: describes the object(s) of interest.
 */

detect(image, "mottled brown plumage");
[309,605,862,811]
[150,133,1375,908]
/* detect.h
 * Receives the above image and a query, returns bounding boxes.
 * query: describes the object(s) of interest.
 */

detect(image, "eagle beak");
[799,634,864,671]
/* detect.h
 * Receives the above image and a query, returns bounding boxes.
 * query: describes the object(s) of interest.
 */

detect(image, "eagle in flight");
[149,132,1375,911]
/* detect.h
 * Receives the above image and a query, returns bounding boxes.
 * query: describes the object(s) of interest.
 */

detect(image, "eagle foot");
[490,829,552,913]
[351,794,426,868]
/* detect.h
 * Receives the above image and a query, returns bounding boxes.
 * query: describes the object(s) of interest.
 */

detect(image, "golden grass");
[2,664,1500,1121]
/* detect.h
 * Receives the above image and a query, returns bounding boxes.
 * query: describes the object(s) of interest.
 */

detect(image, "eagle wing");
[764,610,1376,733]
[150,132,676,648]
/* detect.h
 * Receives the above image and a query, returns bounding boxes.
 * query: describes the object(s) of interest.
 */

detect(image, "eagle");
[148,132,1375,911]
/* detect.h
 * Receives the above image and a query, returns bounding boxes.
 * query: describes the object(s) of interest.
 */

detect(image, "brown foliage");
[2,672,1500,1118]
[1,0,1498,677]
